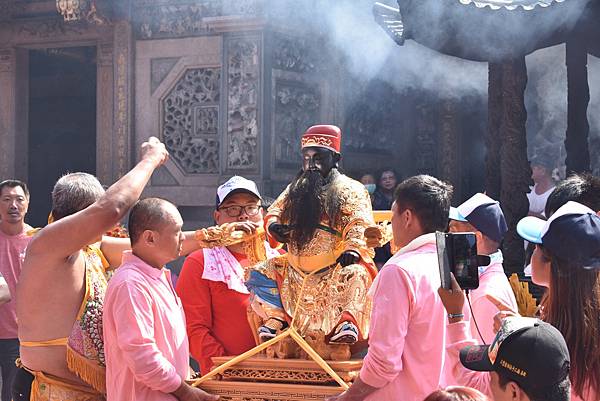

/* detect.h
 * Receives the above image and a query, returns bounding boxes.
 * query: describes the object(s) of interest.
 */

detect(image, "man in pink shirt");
[326,175,454,401]
[103,198,218,401]
[439,276,571,401]
[0,180,32,401]
[448,193,518,344]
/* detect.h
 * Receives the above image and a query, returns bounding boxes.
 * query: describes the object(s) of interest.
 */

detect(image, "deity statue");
[246,125,378,351]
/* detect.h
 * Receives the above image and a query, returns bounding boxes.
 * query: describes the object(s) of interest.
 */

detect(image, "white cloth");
[202,244,279,294]
[527,184,555,216]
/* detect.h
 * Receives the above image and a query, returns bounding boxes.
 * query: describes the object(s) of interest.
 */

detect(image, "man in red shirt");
[176,176,277,374]
[0,180,32,401]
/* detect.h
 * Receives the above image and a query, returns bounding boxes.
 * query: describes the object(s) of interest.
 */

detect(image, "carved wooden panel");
[273,80,320,170]
[226,36,260,171]
[161,67,221,174]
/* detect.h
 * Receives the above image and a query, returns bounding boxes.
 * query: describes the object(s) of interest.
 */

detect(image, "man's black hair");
[498,371,571,401]
[394,175,453,233]
[0,180,30,199]
[545,173,600,216]
[128,198,175,245]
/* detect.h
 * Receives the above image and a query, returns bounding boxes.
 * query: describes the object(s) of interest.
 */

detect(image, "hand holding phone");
[436,231,482,290]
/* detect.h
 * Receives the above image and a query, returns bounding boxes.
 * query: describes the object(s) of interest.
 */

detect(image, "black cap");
[460,317,570,392]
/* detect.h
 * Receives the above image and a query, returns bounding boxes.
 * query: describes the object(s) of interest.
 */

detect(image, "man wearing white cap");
[449,193,518,344]
[176,176,279,375]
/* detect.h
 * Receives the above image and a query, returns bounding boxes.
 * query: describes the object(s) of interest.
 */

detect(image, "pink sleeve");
[360,266,415,388]
[469,294,500,344]
[109,281,182,393]
[446,321,493,397]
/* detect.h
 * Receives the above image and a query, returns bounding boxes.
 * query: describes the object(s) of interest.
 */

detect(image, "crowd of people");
[0,127,598,401]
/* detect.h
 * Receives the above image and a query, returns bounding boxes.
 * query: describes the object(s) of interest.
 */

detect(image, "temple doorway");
[27,46,97,227]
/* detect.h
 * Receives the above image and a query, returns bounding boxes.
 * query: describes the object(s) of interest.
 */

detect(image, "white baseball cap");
[216,176,261,208]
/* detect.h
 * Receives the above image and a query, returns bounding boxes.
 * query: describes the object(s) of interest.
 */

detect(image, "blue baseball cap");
[449,193,508,243]
[517,201,600,270]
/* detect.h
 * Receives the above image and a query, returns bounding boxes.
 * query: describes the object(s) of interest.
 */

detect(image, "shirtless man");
[14,138,170,400]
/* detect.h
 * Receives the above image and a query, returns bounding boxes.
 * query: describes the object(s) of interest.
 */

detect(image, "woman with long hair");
[517,200,600,400]
[526,237,600,399]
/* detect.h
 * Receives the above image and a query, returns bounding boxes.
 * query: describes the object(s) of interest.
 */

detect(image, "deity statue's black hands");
[337,250,360,267]
[268,222,292,244]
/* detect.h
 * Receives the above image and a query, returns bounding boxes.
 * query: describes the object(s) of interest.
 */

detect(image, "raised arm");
[26,137,168,261]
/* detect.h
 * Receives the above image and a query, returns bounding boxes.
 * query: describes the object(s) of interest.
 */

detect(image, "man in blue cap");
[449,193,517,344]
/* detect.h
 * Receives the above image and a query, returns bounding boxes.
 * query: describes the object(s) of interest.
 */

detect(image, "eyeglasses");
[218,204,261,217]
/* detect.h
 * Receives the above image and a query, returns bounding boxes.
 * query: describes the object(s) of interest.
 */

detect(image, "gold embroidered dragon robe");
[252,171,377,340]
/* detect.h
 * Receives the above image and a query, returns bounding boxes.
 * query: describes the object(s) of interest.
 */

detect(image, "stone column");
[564,39,590,174]
[96,41,114,185]
[112,20,134,180]
[486,62,503,200]
[0,48,17,179]
[0,47,27,180]
[499,57,530,275]
[439,100,460,194]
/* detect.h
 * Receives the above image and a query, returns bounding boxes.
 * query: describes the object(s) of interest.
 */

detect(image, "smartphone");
[436,231,480,290]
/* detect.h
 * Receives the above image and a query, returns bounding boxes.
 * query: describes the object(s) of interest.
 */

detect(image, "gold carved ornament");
[56,0,107,24]
[508,273,538,317]
[300,137,333,148]
[194,223,270,266]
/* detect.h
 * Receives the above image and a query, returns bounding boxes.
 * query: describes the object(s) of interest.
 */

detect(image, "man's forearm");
[181,231,202,256]
[338,377,378,400]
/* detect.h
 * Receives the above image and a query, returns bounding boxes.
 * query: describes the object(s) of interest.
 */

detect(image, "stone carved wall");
[273,35,319,74]
[226,37,260,170]
[273,80,320,169]
[162,67,221,174]
[133,0,262,39]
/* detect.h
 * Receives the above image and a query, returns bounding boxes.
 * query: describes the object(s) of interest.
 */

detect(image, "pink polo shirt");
[466,252,518,344]
[360,233,448,401]
[0,225,32,339]
[103,252,189,401]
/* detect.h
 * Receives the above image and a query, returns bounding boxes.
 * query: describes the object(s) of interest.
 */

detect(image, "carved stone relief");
[221,0,263,15]
[342,81,402,152]
[273,80,320,169]
[151,57,180,94]
[226,37,260,170]
[161,67,221,174]
[16,18,85,38]
[133,0,264,39]
[0,49,14,73]
[273,35,319,74]
[134,3,218,39]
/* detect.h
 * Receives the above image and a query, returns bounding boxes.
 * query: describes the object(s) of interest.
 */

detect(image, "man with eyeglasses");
[176,176,280,375]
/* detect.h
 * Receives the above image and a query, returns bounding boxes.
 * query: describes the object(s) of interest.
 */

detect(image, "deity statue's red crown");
[301,125,341,153]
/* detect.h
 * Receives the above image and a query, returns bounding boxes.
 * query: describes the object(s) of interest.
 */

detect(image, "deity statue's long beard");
[282,169,325,250]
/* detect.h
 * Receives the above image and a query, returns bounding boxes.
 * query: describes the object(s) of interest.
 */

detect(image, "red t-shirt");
[0,225,32,339]
[175,249,256,374]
